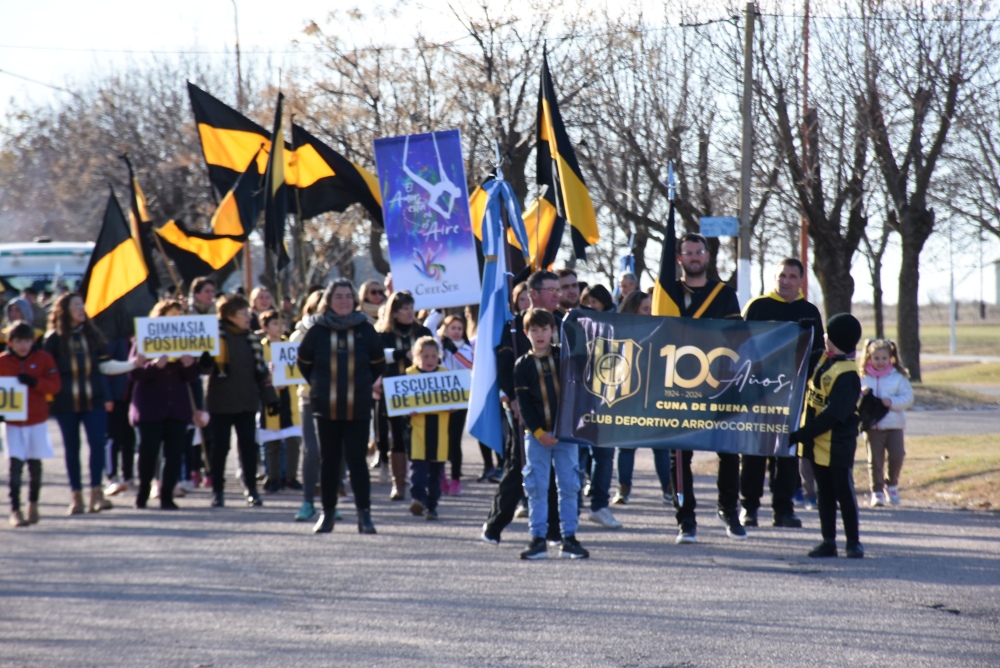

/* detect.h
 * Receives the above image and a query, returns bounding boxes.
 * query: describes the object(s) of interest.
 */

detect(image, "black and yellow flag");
[81,189,155,338]
[121,155,161,294]
[210,147,264,240]
[290,123,383,225]
[651,199,681,317]
[263,93,289,269]
[187,81,271,197]
[469,177,558,272]
[536,50,599,260]
[155,220,245,285]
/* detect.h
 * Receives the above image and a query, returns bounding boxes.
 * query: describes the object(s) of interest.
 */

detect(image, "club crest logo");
[586,337,643,407]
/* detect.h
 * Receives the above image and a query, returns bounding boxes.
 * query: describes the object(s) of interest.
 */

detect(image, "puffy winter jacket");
[860,369,914,431]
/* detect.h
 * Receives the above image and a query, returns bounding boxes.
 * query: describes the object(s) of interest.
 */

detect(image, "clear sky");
[1,0,997,306]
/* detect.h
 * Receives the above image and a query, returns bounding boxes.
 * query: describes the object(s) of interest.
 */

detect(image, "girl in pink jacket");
[859,339,914,507]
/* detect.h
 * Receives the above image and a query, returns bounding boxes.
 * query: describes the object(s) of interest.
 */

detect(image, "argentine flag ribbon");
[467,177,530,454]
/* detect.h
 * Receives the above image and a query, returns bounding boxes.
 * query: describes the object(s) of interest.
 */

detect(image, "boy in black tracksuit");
[790,313,864,558]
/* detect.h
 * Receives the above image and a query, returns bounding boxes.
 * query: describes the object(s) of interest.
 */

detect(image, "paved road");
[1,422,997,667]
[908,406,1000,436]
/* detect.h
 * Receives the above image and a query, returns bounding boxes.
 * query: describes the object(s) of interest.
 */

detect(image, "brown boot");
[67,491,85,516]
[89,487,113,513]
[9,510,28,527]
[389,452,408,501]
[26,502,39,524]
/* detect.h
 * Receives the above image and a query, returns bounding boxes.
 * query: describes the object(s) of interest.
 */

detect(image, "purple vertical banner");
[373,130,481,310]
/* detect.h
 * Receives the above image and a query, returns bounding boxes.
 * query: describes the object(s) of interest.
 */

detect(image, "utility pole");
[737,1,755,307]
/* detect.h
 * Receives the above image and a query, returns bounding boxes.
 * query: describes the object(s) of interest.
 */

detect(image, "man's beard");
[559,296,579,309]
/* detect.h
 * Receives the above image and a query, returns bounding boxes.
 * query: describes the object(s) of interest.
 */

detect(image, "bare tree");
[860,0,999,380]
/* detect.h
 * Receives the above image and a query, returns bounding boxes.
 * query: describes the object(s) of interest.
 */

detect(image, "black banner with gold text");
[557,311,813,456]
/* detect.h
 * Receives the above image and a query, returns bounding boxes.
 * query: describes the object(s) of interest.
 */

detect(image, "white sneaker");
[173,483,187,498]
[587,507,623,529]
[104,478,129,497]
[150,482,161,500]
[886,486,901,505]
[178,480,196,493]
[514,502,528,519]
[870,492,885,507]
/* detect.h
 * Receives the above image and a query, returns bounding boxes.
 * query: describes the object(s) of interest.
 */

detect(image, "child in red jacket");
[1,321,61,527]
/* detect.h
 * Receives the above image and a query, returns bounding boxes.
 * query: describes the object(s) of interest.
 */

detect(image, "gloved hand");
[199,351,214,366]
[788,429,803,445]
[797,318,816,329]
[16,373,37,388]
[266,402,281,417]
[441,338,458,354]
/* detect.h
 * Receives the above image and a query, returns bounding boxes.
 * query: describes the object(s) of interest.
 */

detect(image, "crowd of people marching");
[3,251,913,561]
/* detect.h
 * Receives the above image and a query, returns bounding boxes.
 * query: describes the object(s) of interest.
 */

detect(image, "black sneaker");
[808,541,838,558]
[718,509,747,540]
[425,508,439,521]
[560,535,589,559]
[845,541,864,559]
[520,537,548,560]
[245,492,263,507]
[772,511,803,528]
[210,493,225,508]
[675,525,697,544]
[740,508,759,527]
[480,523,501,546]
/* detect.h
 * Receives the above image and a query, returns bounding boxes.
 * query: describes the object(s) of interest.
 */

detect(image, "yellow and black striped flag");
[155,220,245,285]
[536,50,599,260]
[187,81,271,198]
[651,199,681,317]
[471,178,559,273]
[263,92,289,268]
[121,155,161,293]
[290,123,383,225]
[81,189,155,338]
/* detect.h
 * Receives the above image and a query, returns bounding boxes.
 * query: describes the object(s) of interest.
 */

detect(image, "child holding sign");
[437,314,474,496]
[406,336,451,521]
[259,311,303,493]
[1,321,60,527]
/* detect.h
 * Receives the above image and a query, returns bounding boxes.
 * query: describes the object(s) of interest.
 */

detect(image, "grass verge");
[921,361,1000,385]
[854,433,999,511]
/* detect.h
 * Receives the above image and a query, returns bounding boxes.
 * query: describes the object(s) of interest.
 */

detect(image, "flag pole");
[149,226,184,296]
[665,161,684,509]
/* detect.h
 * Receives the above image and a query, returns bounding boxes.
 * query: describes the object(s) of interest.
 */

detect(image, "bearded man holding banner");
[661,233,745,545]
[739,258,825,530]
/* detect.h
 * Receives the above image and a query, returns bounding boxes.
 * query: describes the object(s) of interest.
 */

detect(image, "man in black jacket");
[663,234,745,545]
[740,258,824,529]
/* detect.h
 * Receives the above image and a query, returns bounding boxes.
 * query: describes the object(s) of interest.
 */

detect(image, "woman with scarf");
[43,293,141,514]
[374,291,432,501]
[297,279,386,534]
[200,293,277,508]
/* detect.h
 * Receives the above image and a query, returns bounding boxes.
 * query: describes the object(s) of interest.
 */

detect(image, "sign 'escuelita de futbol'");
[0,377,28,421]
[383,369,471,417]
[557,311,813,457]
[134,315,220,358]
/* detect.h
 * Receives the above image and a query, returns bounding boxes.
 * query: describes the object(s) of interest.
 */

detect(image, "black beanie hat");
[826,313,862,353]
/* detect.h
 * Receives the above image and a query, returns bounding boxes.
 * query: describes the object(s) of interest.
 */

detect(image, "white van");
[0,240,94,300]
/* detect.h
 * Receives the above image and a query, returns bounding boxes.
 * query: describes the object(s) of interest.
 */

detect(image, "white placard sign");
[383,369,472,417]
[135,315,220,358]
[0,377,28,421]
[270,341,305,386]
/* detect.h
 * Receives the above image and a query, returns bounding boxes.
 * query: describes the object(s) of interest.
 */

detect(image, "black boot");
[313,512,335,533]
[357,508,377,534]
[135,483,150,509]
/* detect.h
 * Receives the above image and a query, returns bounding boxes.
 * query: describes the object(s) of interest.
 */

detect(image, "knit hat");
[826,313,861,353]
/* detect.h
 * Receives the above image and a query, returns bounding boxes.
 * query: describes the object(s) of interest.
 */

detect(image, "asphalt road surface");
[1,418,997,667]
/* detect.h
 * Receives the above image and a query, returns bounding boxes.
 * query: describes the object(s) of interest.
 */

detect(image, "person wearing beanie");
[789,312,864,559]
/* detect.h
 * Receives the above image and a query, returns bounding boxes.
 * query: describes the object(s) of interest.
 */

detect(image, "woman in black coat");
[297,279,386,534]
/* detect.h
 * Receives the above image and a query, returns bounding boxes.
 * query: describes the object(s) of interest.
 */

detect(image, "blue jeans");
[523,434,581,538]
[410,460,444,511]
[617,448,636,487]
[56,409,109,491]
[587,445,614,512]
